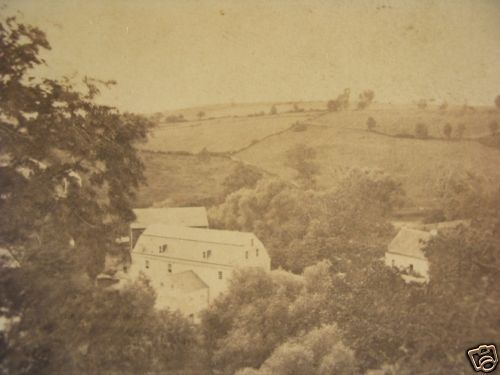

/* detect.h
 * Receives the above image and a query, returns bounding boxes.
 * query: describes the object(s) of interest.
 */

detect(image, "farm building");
[385,227,435,283]
[130,207,209,250]
[129,224,271,320]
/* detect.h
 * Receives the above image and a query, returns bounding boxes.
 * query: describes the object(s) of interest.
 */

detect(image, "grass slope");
[134,150,237,208]
[236,108,500,206]
[143,112,316,153]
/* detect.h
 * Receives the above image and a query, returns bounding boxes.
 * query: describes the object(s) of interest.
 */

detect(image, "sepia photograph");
[0,0,499,374]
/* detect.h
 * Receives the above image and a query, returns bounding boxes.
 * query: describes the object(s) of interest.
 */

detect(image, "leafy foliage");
[284,143,318,185]
[0,16,198,374]
[222,163,263,197]
[210,170,402,271]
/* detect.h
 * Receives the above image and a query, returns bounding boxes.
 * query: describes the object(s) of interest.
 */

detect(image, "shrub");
[415,123,429,139]
[366,117,376,131]
[291,122,308,132]
[443,123,452,139]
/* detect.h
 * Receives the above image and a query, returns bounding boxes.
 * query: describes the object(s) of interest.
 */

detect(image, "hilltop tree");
[327,99,341,112]
[489,120,499,136]
[327,89,350,112]
[366,116,376,131]
[357,90,375,110]
[197,110,205,119]
[269,104,278,115]
[443,123,452,139]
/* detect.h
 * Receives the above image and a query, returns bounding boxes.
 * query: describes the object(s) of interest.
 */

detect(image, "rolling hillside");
[137,102,500,208]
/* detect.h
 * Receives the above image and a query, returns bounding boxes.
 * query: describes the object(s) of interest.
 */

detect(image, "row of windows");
[156,244,260,261]
[245,249,260,259]
[145,260,172,273]
[144,260,223,279]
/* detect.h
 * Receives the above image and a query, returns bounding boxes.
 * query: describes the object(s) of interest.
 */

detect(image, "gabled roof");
[416,219,471,232]
[0,248,20,268]
[141,224,255,247]
[164,270,208,293]
[132,207,208,228]
[387,228,433,260]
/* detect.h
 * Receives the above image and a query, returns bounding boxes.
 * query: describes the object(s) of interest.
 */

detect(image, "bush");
[366,117,376,131]
[291,122,308,132]
[415,123,429,139]
[443,123,452,139]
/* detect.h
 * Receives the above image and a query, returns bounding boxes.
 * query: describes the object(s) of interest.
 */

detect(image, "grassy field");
[152,101,326,122]
[312,104,500,139]
[143,112,318,153]
[138,102,500,209]
[236,113,500,206]
[134,150,238,208]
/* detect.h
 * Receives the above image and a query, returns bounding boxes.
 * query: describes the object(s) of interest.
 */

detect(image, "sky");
[5,0,500,113]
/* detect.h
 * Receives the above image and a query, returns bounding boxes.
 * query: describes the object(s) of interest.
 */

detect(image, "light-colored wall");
[129,232,271,318]
[131,252,236,301]
[385,252,429,281]
[134,234,271,270]
[155,286,209,322]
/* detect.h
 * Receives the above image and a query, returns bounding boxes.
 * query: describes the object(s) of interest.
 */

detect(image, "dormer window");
[168,264,172,273]
[159,244,168,253]
[145,260,149,269]
[206,250,212,258]
[218,271,223,280]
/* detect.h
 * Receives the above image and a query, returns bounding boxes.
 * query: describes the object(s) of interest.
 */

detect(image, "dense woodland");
[1,16,499,375]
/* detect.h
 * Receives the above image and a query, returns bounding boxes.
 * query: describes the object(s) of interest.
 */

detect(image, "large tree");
[0,16,201,374]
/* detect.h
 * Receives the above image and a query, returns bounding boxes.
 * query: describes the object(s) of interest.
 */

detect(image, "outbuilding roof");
[164,270,208,293]
[141,224,255,246]
[387,228,433,260]
[132,207,208,229]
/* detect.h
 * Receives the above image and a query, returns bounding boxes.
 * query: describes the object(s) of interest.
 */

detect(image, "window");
[256,249,259,257]
[245,251,249,259]
[203,251,206,259]
[206,250,212,258]
[218,271,223,280]
[145,260,149,269]
[168,264,172,273]
[159,244,167,253]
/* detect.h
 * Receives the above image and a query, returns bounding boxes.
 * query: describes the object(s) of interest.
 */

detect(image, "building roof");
[415,219,471,232]
[0,248,20,268]
[387,228,433,260]
[141,224,255,247]
[132,207,208,229]
[164,270,208,293]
